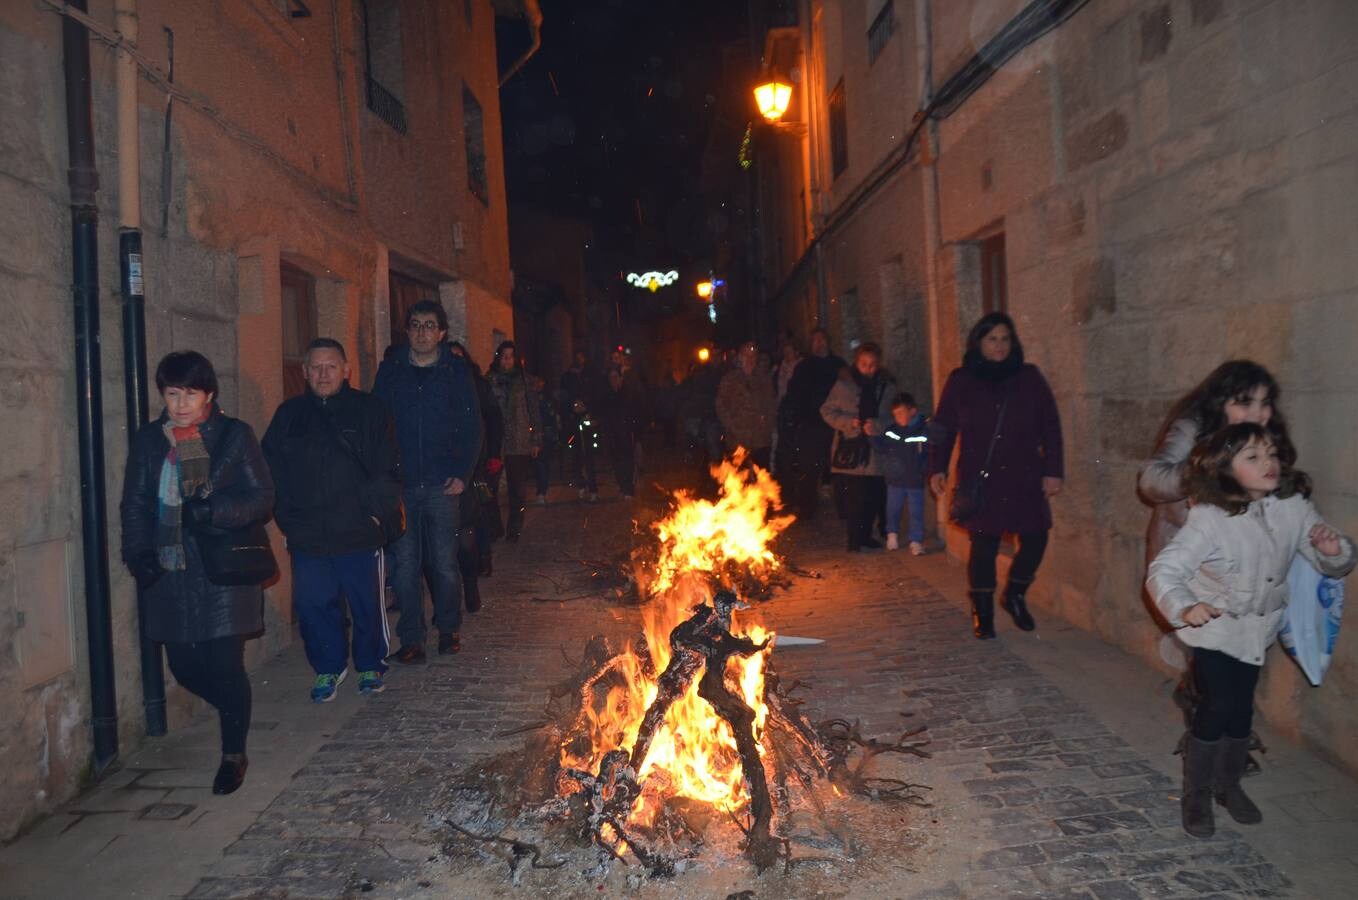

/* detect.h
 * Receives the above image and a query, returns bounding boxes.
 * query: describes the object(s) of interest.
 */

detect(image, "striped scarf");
[156,420,212,571]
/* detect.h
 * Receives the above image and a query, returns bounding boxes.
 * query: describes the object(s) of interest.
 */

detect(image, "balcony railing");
[366,75,407,134]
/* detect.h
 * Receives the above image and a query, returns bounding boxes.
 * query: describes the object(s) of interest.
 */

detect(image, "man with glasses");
[262,338,404,700]
[373,301,483,662]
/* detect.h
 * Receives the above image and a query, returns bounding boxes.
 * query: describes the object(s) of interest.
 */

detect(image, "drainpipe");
[115,0,165,737]
[64,0,119,772]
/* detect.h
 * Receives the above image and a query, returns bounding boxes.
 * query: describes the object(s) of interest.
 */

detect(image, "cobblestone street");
[3,466,1357,899]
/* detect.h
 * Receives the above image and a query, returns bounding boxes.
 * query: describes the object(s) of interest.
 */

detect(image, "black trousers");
[164,636,251,755]
[498,454,532,536]
[840,474,886,550]
[1191,647,1261,741]
[789,462,827,518]
[967,529,1050,593]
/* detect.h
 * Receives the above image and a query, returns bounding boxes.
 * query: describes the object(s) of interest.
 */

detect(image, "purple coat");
[928,364,1063,536]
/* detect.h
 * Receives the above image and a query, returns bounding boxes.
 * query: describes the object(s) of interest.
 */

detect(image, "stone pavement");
[2,473,1357,899]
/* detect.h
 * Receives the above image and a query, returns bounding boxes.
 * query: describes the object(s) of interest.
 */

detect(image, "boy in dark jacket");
[873,393,929,554]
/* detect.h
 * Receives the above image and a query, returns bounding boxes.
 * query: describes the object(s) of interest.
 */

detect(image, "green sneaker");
[357,670,385,695]
[310,669,346,703]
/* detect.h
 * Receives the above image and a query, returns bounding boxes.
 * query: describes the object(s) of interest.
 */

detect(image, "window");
[463,85,489,204]
[980,232,1008,314]
[362,0,407,134]
[281,263,318,398]
[269,0,312,17]
[867,2,895,64]
[828,79,848,178]
[389,270,438,349]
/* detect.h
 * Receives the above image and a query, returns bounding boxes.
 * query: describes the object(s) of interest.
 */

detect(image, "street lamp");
[697,280,713,300]
[697,347,711,363]
[753,79,792,123]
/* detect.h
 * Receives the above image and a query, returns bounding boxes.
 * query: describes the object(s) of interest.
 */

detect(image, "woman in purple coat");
[929,313,1064,639]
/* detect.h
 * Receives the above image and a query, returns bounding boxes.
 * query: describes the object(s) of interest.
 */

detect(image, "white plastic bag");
[1279,555,1346,686]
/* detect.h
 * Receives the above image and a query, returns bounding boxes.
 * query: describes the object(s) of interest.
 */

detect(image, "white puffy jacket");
[1147,493,1354,666]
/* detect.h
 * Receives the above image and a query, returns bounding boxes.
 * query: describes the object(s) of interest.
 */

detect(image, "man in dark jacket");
[263,338,403,701]
[372,300,483,662]
[778,328,847,518]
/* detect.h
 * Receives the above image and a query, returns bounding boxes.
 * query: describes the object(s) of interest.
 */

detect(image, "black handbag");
[196,522,279,587]
[948,392,1010,524]
[832,434,871,469]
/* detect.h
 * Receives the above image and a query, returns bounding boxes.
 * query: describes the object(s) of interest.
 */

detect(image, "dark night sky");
[496,0,752,280]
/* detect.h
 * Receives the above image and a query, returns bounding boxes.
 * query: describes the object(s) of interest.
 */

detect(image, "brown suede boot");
[1181,735,1218,838]
[1214,735,1263,824]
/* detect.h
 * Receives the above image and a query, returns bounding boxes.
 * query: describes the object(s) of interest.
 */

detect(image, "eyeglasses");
[408,321,442,333]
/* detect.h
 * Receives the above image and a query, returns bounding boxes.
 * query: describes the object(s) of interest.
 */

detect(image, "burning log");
[441,455,932,884]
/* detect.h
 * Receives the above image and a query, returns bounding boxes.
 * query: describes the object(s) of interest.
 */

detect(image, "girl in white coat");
[1147,423,1354,838]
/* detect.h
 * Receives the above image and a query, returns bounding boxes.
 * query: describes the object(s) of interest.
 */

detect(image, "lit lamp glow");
[696,280,713,299]
[754,80,793,122]
[697,347,711,363]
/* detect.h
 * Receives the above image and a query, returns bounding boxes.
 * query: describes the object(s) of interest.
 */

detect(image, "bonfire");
[445,451,930,882]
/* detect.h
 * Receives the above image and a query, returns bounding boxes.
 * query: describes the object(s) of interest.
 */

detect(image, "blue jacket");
[872,413,928,488]
[372,344,483,489]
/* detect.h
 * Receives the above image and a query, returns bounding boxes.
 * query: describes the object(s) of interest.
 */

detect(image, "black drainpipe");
[63,0,120,772]
[120,230,165,736]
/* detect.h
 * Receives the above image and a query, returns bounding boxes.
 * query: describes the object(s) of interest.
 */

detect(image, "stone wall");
[0,0,510,839]
[780,0,1358,773]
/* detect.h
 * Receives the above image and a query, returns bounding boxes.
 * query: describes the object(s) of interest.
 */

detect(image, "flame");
[561,450,792,824]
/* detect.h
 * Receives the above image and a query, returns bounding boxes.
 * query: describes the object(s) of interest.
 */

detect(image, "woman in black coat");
[120,352,275,795]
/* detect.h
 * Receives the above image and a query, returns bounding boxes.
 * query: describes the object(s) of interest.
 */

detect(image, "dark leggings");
[1191,647,1261,741]
[967,529,1050,593]
[164,636,251,755]
[456,525,482,605]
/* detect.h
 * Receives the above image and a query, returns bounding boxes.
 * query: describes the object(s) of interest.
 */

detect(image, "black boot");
[1181,735,1218,838]
[1000,582,1037,631]
[969,591,996,640]
[1214,735,1263,824]
[212,753,248,795]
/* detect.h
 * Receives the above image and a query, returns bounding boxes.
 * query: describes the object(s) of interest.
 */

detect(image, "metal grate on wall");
[366,75,407,134]
[867,1,896,65]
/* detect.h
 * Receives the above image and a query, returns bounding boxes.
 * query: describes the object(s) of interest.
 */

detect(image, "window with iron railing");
[828,79,848,178]
[867,2,896,65]
[362,0,408,134]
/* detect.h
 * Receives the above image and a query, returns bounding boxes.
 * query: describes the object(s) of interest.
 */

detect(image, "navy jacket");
[262,383,404,556]
[872,412,929,488]
[372,344,483,489]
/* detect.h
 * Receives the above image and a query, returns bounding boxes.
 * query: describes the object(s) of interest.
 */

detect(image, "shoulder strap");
[977,388,1011,478]
[317,401,373,479]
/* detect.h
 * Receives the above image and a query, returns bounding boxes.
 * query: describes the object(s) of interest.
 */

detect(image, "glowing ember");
[560,450,792,824]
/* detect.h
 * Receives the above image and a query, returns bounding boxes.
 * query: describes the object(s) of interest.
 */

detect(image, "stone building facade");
[754,0,1358,771]
[0,0,511,837]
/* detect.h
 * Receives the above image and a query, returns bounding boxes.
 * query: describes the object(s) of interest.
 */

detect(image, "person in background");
[598,367,638,498]
[449,340,501,609]
[929,313,1063,640]
[779,328,847,519]
[262,338,402,702]
[373,300,482,662]
[120,351,274,795]
[820,342,894,552]
[560,350,601,502]
[530,374,559,505]
[716,341,777,470]
[874,392,929,554]
[488,341,541,542]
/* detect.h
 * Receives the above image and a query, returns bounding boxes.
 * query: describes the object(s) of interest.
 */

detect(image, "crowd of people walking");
[119,305,1355,848]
